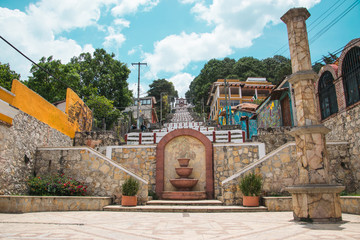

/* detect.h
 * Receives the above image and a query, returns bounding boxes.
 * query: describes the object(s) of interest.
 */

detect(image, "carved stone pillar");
[281,7,344,222]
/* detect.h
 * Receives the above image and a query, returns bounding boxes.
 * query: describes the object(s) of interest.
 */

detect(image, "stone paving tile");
[0,212,360,240]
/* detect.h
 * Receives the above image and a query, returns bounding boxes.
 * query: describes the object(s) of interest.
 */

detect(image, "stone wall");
[74,131,123,149]
[0,196,112,213]
[0,112,72,195]
[255,127,294,154]
[35,147,148,204]
[109,145,157,193]
[213,143,261,204]
[323,103,360,192]
[221,142,354,205]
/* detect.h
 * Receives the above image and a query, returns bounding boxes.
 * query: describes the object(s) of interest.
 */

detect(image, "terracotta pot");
[121,195,137,207]
[177,158,190,167]
[243,196,260,207]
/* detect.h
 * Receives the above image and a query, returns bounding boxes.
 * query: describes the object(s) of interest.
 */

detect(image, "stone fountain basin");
[175,167,193,178]
[170,179,198,191]
[177,158,190,167]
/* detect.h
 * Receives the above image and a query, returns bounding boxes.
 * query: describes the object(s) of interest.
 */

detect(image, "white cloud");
[114,18,131,28]
[169,72,194,97]
[129,82,149,98]
[111,0,160,16]
[0,0,159,81]
[103,26,126,48]
[144,0,320,76]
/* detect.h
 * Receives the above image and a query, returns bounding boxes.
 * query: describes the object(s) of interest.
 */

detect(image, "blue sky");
[0,0,359,98]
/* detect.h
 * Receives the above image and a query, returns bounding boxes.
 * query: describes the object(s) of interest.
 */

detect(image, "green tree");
[71,48,132,108]
[186,55,292,115]
[0,62,21,91]
[232,57,265,81]
[262,55,292,84]
[147,79,178,120]
[86,94,122,129]
[186,58,236,113]
[26,56,82,103]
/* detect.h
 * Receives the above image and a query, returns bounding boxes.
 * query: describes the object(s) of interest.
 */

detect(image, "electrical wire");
[309,0,360,45]
[0,35,68,87]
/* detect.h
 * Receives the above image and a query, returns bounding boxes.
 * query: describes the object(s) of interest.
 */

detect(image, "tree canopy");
[0,62,21,91]
[185,55,292,114]
[147,79,178,121]
[24,48,132,129]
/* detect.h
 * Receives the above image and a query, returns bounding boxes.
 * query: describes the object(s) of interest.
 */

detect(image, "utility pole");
[131,62,147,129]
[224,79,228,125]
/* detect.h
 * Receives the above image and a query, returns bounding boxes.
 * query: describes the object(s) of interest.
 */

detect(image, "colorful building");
[207,78,274,122]
[255,78,296,129]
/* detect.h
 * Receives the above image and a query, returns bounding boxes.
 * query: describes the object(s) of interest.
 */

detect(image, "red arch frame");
[155,129,214,199]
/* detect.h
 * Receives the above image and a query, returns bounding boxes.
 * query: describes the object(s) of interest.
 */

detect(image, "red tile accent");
[155,129,214,199]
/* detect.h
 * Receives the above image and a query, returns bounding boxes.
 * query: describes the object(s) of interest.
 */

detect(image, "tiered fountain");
[162,158,206,200]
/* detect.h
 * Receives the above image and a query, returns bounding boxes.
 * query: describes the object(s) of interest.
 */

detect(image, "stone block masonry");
[221,141,354,205]
[213,143,263,205]
[323,103,360,192]
[35,147,148,204]
[109,145,157,193]
[0,196,112,213]
[0,112,72,195]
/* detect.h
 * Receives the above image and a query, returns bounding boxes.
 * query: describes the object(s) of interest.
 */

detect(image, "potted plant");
[121,177,140,206]
[239,172,262,207]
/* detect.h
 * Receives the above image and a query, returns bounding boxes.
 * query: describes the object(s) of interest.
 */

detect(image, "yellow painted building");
[0,80,92,138]
[207,78,274,121]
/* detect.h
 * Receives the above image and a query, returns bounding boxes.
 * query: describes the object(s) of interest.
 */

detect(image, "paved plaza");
[0,211,360,239]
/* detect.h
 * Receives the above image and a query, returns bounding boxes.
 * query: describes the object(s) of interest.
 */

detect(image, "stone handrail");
[37,146,148,184]
[221,141,349,185]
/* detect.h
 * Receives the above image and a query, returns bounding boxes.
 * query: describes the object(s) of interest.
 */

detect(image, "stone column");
[281,8,344,222]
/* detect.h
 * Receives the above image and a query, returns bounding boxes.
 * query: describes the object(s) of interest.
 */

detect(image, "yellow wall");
[66,88,92,132]
[0,86,15,105]
[10,80,76,137]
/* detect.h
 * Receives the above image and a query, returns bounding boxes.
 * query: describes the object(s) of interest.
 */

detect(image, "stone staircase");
[103,200,267,213]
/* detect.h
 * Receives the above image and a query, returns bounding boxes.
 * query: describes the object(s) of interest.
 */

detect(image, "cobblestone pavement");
[1,211,360,239]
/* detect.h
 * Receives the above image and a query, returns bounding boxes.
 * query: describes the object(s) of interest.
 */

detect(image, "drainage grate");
[183,213,190,217]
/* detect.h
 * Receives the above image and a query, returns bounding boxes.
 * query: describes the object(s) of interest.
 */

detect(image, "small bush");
[28,174,88,196]
[122,177,140,196]
[239,172,262,196]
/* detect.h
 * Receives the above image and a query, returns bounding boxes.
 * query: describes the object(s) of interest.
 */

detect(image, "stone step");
[146,200,223,206]
[103,205,268,213]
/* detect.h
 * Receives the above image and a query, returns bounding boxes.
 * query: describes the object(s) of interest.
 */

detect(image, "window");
[342,46,360,106]
[318,71,338,119]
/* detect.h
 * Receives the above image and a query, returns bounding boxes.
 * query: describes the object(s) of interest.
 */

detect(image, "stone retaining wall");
[221,142,354,205]
[0,112,72,195]
[254,127,294,154]
[323,104,360,191]
[35,147,148,204]
[213,143,262,205]
[109,145,157,193]
[0,195,112,213]
[74,131,123,149]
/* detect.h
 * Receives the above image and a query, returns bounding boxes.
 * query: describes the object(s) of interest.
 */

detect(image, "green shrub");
[122,177,140,196]
[28,174,87,196]
[239,172,262,196]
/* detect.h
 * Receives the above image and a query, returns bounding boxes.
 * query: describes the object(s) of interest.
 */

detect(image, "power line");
[0,35,67,87]
[272,0,358,57]
[309,0,360,45]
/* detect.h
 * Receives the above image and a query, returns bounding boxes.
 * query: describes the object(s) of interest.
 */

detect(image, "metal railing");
[125,129,245,145]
